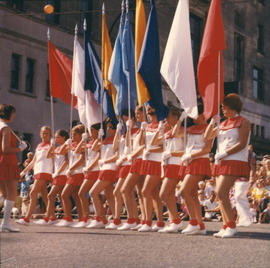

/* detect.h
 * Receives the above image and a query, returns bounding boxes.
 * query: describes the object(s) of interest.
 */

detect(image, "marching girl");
[0,104,27,232]
[73,123,101,228]
[139,105,169,232]
[34,129,69,225]
[16,126,53,225]
[87,118,118,229]
[178,105,213,235]
[205,94,250,238]
[106,110,139,230]
[55,124,85,227]
[158,107,186,233]
[119,106,147,231]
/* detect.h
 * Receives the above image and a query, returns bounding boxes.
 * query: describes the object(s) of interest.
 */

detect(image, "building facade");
[0,0,269,159]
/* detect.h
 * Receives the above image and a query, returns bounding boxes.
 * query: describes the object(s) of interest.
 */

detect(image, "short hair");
[263,154,270,160]
[122,109,135,119]
[105,118,117,130]
[223,93,243,113]
[91,123,101,131]
[40,126,51,134]
[135,105,143,113]
[56,129,69,140]
[0,104,16,120]
[169,106,181,118]
[72,124,85,134]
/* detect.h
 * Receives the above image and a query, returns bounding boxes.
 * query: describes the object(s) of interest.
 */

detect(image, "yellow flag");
[102,6,117,112]
[135,0,150,106]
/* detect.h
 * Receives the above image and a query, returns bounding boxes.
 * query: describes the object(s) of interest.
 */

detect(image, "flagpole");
[126,0,132,154]
[101,6,105,141]
[217,51,221,146]
[70,25,77,137]
[47,28,55,138]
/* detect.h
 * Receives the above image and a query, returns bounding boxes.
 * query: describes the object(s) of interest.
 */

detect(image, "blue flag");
[138,0,168,121]
[120,4,137,114]
[84,30,118,124]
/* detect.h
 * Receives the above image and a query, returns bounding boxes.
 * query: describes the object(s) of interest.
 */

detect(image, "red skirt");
[118,165,131,179]
[85,170,100,181]
[66,173,84,186]
[164,164,180,179]
[34,173,52,182]
[178,164,186,180]
[0,164,20,180]
[98,170,118,182]
[140,160,161,177]
[213,160,250,178]
[130,158,143,175]
[184,158,211,177]
[52,175,67,186]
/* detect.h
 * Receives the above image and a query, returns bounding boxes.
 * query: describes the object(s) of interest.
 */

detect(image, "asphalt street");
[0,221,269,268]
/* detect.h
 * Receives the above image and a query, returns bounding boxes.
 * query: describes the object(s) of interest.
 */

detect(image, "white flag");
[71,38,102,129]
[160,0,198,119]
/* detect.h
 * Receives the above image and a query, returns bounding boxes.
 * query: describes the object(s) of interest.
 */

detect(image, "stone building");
[0,0,269,159]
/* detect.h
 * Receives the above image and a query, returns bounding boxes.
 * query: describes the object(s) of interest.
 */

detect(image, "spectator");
[259,202,270,224]
[205,177,215,199]
[204,191,219,221]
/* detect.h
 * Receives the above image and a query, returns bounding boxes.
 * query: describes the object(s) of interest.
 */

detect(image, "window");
[7,0,24,11]
[256,125,260,137]
[190,13,202,69]
[234,33,244,82]
[261,126,264,138]
[252,67,264,101]
[45,0,61,25]
[257,24,264,54]
[234,10,244,29]
[258,0,265,5]
[25,58,35,94]
[10,53,21,90]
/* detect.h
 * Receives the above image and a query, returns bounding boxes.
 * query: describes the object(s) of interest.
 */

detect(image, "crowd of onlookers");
[1,145,270,225]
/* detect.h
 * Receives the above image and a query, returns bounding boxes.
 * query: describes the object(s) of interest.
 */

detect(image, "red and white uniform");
[84,139,99,181]
[33,142,53,181]
[141,123,162,177]
[52,146,67,186]
[179,124,211,178]
[0,122,19,180]
[163,129,184,179]
[66,142,84,186]
[129,128,143,175]
[214,115,250,177]
[98,135,118,182]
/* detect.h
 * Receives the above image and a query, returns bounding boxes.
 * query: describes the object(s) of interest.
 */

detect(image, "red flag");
[48,41,77,107]
[197,0,226,120]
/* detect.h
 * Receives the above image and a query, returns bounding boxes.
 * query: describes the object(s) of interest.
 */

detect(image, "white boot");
[1,200,20,232]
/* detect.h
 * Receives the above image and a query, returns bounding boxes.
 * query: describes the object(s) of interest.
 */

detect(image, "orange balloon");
[44,4,54,14]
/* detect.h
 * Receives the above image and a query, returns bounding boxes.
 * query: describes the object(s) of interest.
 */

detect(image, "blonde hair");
[40,126,51,135]
[72,124,85,134]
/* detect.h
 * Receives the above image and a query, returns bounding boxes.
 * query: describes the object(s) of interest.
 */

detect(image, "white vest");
[54,151,68,176]
[68,149,83,174]
[144,130,162,162]
[86,147,99,172]
[119,136,130,166]
[133,131,142,160]
[34,144,53,175]
[100,143,117,171]
[166,137,184,165]
[185,133,208,159]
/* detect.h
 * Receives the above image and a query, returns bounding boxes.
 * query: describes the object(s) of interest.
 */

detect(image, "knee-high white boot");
[1,200,20,232]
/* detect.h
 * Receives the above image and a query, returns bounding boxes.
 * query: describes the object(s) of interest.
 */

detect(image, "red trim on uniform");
[86,139,96,148]
[23,217,30,222]
[213,160,250,178]
[43,217,49,222]
[118,165,131,179]
[66,173,84,186]
[94,216,108,225]
[140,160,161,177]
[135,218,141,225]
[49,217,58,221]
[130,158,143,175]
[219,116,244,131]
[127,218,136,224]
[145,220,152,227]
[98,170,118,182]
[63,216,73,222]
[178,164,186,180]
[102,135,114,145]
[34,173,53,182]
[187,124,208,135]
[189,219,198,226]
[226,221,236,229]
[223,224,227,230]
[199,222,205,230]
[142,220,146,225]
[113,218,122,225]
[52,175,67,186]
[164,164,180,179]
[36,142,50,150]
[78,217,86,222]
[184,158,211,177]
[70,141,79,151]
[156,221,165,227]
[84,170,100,181]
[172,218,181,225]
[146,122,159,132]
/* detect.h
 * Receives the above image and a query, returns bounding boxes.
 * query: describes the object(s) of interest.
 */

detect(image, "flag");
[138,0,168,121]
[84,28,118,124]
[197,0,226,120]
[160,0,198,119]
[102,4,117,113]
[135,0,149,106]
[71,38,101,129]
[108,1,129,116]
[48,41,77,107]
[121,3,138,114]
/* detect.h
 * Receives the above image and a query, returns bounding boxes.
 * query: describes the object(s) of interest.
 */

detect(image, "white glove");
[127,154,133,162]
[116,123,122,132]
[82,167,89,176]
[181,153,192,163]
[98,129,104,139]
[18,141,27,152]
[116,158,123,166]
[98,159,104,167]
[210,115,219,126]
[143,150,150,160]
[141,122,147,131]
[20,171,26,178]
[66,169,72,177]
[65,138,72,146]
[126,119,132,128]
[82,133,88,141]
[158,121,164,131]
[179,111,187,122]
[52,172,58,179]
[50,138,55,145]
[162,151,171,161]
[215,151,228,163]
